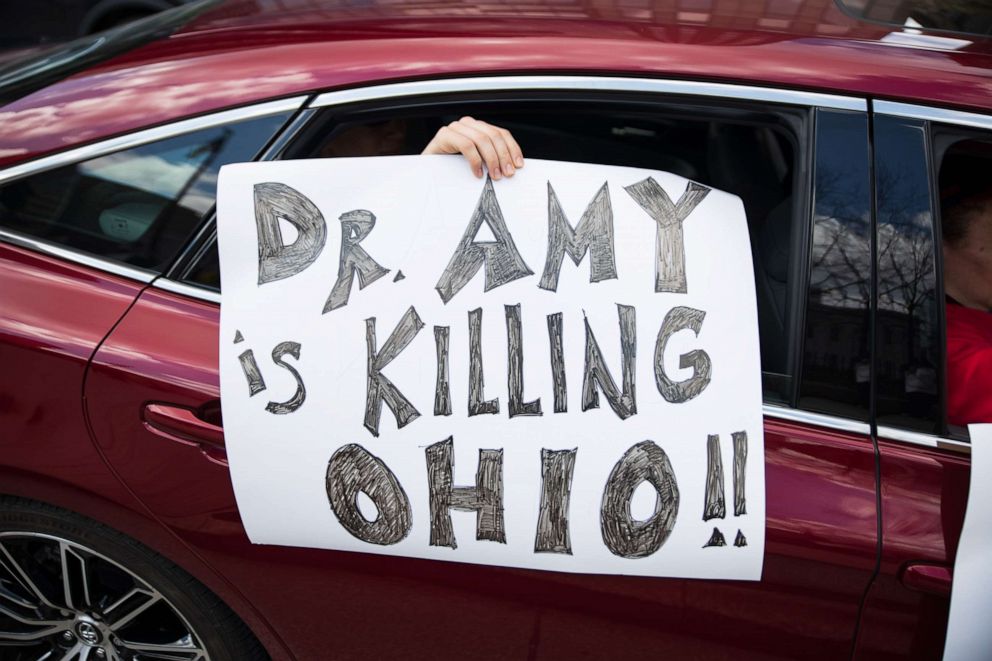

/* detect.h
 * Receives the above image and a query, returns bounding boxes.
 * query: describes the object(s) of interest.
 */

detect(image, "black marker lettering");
[434,326,452,417]
[654,306,712,403]
[325,444,411,545]
[582,305,636,420]
[703,434,726,521]
[436,177,533,303]
[324,209,390,312]
[535,448,576,554]
[733,431,748,516]
[254,182,326,285]
[539,182,617,291]
[468,308,499,416]
[506,304,541,417]
[364,307,424,437]
[600,441,679,558]
[547,312,567,413]
[624,178,710,293]
[238,349,266,397]
[426,437,505,549]
[265,341,306,414]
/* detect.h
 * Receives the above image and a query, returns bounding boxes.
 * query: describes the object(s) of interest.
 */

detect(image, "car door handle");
[142,403,227,466]
[900,563,952,597]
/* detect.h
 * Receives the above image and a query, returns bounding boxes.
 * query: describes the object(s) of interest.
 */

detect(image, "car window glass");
[798,109,872,421]
[934,128,992,440]
[185,99,808,406]
[872,115,941,435]
[0,111,292,273]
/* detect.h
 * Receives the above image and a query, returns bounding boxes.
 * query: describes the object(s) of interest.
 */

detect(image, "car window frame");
[162,75,873,429]
[870,100,991,456]
[0,95,308,282]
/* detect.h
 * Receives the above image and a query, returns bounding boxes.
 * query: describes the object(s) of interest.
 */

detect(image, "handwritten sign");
[217,156,765,579]
[944,425,992,659]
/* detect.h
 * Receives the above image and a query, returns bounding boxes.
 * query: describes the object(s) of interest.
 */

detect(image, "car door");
[85,77,881,660]
[0,100,294,532]
[852,103,984,660]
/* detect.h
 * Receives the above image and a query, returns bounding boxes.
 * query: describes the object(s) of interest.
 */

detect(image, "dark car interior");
[274,98,806,396]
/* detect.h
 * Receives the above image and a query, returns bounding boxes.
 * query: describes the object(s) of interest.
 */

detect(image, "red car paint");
[0,1,983,658]
[1,1,991,170]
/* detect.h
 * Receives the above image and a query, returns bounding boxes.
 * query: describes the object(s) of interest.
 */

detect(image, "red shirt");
[946,301,992,426]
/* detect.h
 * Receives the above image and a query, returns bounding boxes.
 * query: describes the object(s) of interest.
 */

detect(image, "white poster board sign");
[944,424,992,659]
[217,156,765,580]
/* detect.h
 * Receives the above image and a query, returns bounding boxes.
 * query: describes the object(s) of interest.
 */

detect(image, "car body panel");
[2,1,990,657]
[84,287,878,659]
[1,0,991,169]
[853,440,970,660]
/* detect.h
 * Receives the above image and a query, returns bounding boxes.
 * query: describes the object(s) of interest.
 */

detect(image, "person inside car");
[320,116,525,180]
[942,187,992,426]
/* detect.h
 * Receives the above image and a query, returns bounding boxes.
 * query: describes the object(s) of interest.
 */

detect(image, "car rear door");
[852,103,982,660]
[84,78,882,660]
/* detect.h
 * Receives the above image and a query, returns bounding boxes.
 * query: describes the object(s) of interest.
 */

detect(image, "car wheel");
[0,497,266,660]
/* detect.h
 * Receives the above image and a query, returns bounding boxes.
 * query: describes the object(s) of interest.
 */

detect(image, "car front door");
[84,77,882,660]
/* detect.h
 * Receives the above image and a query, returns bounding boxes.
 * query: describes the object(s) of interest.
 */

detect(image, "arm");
[422,117,524,180]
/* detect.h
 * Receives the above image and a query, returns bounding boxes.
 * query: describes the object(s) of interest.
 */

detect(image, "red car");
[0,0,987,658]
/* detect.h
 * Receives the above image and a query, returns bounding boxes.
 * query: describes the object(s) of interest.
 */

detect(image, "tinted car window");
[183,97,809,405]
[873,115,941,434]
[0,111,291,272]
[934,128,992,440]
[799,109,872,421]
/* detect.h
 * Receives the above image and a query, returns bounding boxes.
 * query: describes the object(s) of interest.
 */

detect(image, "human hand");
[422,117,524,180]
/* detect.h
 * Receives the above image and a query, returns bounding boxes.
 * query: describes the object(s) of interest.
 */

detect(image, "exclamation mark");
[702,434,726,547]
[702,431,748,548]
[733,431,748,547]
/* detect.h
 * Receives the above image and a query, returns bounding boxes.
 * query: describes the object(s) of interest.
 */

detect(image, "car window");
[0,111,292,273]
[933,125,992,441]
[870,114,942,435]
[181,96,810,406]
[798,109,872,422]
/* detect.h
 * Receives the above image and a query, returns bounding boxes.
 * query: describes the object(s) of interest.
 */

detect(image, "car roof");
[2,0,991,169]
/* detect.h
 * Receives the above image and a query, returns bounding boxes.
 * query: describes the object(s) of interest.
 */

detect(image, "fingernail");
[492,169,501,180]
[475,167,483,178]
[515,157,524,167]
[504,164,514,176]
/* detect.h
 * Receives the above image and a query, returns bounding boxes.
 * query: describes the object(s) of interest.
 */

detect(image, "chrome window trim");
[874,100,992,131]
[310,76,867,112]
[877,425,971,455]
[0,96,309,187]
[0,227,155,283]
[762,404,871,435]
[0,96,307,280]
[153,277,220,304]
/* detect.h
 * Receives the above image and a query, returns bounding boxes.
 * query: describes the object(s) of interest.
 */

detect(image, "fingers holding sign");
[422,117,525,180]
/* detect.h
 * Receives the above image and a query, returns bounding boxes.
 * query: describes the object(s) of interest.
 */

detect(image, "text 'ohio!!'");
[230,174,750,557]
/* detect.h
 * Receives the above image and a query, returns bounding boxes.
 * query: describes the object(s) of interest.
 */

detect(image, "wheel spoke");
[0,581,37,610]
[117,633,204,660]
[0,542,57,609]
[57,641,84,661]
[0,598,67,626]
[107,590,160,631]
[59,542,91,611]
[0,622,66,642]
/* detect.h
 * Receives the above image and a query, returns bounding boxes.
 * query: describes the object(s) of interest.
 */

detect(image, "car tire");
[0,496,267,660]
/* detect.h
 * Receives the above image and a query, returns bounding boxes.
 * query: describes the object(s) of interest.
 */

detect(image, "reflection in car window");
[799,109,871,421]
[0,111,291,273]
[873,115,940,435]
[836,0,992,38]
[936,133,992,439]
[186,100,807,406]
